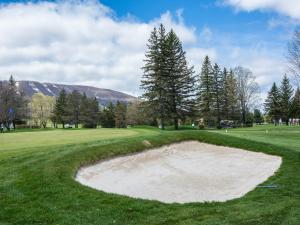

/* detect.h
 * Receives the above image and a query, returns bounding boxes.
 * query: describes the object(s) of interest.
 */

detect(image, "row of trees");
[0,76,28,130]
[0,76,134,130]
[52,90,99,128]
[141,24,260,129]
[264,75,300,125]
[33,90,129,129]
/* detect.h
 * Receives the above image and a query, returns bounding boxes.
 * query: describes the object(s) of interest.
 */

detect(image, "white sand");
[75,141,282,203]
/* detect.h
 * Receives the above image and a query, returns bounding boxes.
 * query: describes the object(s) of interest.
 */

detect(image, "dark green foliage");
[141,25,168,129]
[100,102,115,128]
[265,82,281,124]
[67,90,82,128]
[212,63,223,126]
[226,69,240,121]
[279,75,293,125]
[53,89,68,128]
[0,75,28,130]
[53,90,100,128]
[141,24,195,130]
[254,109,264,124]
[164,30,196,130]
[115,101,127,128]
[197,55,214,126]
[79,94,99,128]
[291,88,300,118]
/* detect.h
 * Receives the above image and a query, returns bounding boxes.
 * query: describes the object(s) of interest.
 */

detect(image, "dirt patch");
[76,141,281,203]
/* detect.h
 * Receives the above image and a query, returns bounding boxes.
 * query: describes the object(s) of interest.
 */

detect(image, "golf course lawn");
[214,125,300,152]
[1,126,299,225]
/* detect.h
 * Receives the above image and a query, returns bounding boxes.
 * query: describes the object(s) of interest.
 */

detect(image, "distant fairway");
[0,128,139,151]
[214,125,300,152]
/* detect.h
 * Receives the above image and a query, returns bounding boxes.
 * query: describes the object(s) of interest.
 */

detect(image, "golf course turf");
[1,126,300,225]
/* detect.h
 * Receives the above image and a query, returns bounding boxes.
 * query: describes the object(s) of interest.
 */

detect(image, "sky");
[0,0,299,99]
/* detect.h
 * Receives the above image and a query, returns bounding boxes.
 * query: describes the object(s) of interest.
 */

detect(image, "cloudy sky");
[0,0,299,98]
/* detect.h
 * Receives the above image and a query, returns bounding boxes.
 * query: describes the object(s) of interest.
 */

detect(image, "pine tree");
[79,94,99,128]
[100,102,115,128]
[197,55,214,126]
[164,30,196,130]
[0,75,28,130]
[291,88,300,118]
[226,69,240,121]
[140,24,168,129]
[66,90,81,128]
[54,89,68,128]
[212,63,223,127]
[265,82,281,125]
[253,109,263,124]
[279,75,293,125]
[115,101,127,128]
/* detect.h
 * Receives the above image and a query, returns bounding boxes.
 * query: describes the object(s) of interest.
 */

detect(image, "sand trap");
[76,141,281,203]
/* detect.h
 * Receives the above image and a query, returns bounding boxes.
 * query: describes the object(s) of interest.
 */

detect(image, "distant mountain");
[3,80,137,106]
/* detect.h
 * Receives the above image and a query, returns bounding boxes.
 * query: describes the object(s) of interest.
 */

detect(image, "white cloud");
[0,1,198,95]
[223,0,300,20]
[222,43,287,98]
[186,47,217,72]
[0,0,289,100]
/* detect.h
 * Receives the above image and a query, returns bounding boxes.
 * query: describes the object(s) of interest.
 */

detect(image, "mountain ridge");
[1,80,137,106]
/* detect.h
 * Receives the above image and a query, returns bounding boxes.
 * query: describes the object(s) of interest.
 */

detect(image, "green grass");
[213,124,300,152]
[0,126,299,225]
[0,128,139,151]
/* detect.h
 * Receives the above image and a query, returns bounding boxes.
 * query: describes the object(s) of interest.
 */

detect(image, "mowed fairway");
[0,129,139,151]
[0,127,300,225]
[214,125,300,152]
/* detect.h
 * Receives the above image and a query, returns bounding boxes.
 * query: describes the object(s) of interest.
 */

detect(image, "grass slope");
[0,126,299,225]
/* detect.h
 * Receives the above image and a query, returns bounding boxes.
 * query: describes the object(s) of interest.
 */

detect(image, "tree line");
[141,24,260,129]
[264,74,300,125]
[0,76,141,130]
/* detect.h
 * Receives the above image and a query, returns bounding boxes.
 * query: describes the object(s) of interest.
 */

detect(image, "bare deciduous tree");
[287,28,300,85]
[234,66,260,124]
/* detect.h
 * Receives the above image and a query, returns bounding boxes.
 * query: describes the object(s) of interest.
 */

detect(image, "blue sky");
[0,0,298,100]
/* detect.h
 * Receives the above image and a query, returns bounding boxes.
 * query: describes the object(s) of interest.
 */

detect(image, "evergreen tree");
[54,89,68,128]
[0,75,28,130]
[79,93,98,128]
[226,69,240,121]
[164,30,196,129]
[279,75,293,125]
[265,82,281,125]
[140,24,168,129]
[212,63,223,127]
[114,101,127,128]
[291,88,300,118]
[197,55,214,126]
[253,109,263,124]
[66,90,81,128]
[88,97,99,128]
[100,102,115,128]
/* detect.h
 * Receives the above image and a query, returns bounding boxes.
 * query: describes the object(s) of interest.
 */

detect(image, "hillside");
[4,80,137,106]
